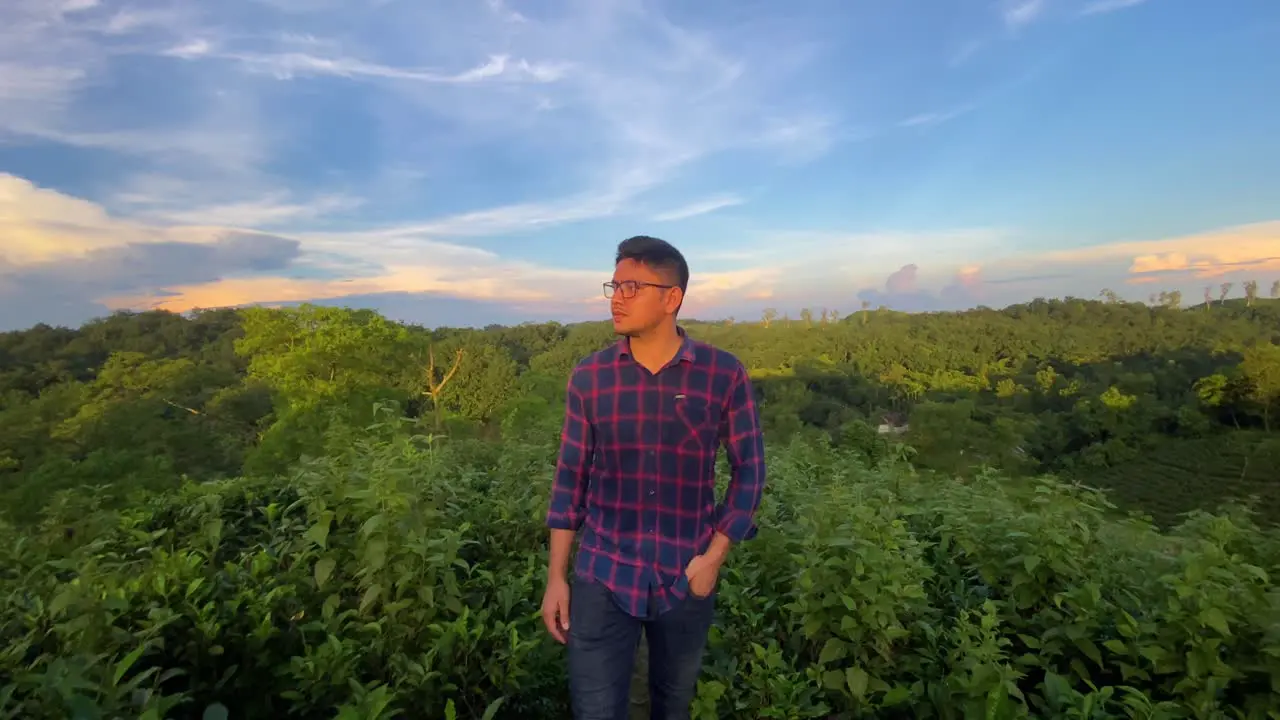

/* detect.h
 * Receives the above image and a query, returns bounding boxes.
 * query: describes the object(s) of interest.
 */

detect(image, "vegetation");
[2,288,1280,717]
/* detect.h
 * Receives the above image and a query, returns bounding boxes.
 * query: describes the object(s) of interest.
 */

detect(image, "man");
[541,235,766,719]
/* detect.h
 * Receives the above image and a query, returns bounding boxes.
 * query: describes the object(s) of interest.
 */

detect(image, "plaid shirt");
[545,327,766,618]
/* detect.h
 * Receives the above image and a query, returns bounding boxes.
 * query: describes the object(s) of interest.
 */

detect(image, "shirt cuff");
[714,509,757,543]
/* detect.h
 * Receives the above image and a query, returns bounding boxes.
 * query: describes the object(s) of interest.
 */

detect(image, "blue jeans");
[567,578,716,720]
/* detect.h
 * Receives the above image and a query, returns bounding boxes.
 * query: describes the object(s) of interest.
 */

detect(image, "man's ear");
[665,287,684,314]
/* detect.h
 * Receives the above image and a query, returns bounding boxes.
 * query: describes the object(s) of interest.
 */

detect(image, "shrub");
[2,418,1277,718]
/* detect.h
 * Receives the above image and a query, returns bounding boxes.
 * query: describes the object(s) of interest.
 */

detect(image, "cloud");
[855,264,984,311]
[1080,0,1149,16]
[651,195,744,222]
[899,103,977,128]
[6,166,1279,328]
[0,0,841,242]
[169,43,571,85]
[0,232,300,330]
[0,174,773,329]
[124,192,363,228]
[771,221,1280,314]
[1003,0,1047,28]
[0,0,264,178]
[1031,221,1280,283]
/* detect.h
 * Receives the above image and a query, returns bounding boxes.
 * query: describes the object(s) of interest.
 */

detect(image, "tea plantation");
[3,413,1277,719]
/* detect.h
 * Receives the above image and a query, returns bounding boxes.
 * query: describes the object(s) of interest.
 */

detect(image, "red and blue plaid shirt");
[545,327,766,618]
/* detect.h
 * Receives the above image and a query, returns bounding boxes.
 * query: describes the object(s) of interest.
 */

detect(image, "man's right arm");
[545,372,592,581]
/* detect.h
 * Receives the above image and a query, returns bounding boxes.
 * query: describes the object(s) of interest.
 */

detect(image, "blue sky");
[2,0,1279,331]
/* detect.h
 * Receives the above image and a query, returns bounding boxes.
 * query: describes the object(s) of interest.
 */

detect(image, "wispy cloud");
[1,0,829,243]
[899,103,978,128]
[949,40,985,67]
[166,40,571,84]
[651,195,744,222]
[0,174,774,328]
[1003,0,1048,28]
[1080,0,1149,16]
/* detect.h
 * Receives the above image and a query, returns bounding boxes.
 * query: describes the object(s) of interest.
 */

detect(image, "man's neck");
[627,324,682,372]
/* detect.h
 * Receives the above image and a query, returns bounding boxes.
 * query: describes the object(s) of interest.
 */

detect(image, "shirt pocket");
[668,394,719,454]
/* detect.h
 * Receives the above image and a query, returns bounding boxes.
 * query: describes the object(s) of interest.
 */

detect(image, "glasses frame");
[603,280,675,299]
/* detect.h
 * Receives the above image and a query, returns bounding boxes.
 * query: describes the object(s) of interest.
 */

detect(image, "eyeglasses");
[603,280,674,299]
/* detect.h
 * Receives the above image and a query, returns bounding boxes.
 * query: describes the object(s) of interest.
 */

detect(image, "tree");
[1271,280,1280,299]
[438,342,520,425]
[761,308,777,328]
[1220,282,1233,305]
[1100,288,1121,304]
[1239,343,1280,431]
[422,346,465,431]
[1244,280,1259,307]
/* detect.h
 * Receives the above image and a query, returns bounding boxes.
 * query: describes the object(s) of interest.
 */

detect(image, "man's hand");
[541,576,571,643]
[684,553,721,598]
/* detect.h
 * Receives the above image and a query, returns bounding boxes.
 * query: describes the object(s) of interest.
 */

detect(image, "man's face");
[610,258,680,336]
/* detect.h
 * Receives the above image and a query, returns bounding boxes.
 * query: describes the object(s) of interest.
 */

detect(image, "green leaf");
[304,518,330,548]
[445,699,456,720]
[202,703,230,720]
[882,685,911,706]
[822,670,845,691]
[480,698,505,720]
[365,538,387,571]
[67,694,101,720]
[1138,645,1166,665]
[315,556,336,589]
[1023,555,1041,572]
[846,667,869,698]
[1200,607,1230,636]
[818,637,847,665]
[112,645,148,687]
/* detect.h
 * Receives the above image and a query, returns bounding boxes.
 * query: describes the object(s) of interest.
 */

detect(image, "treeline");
[2,294,1279,525]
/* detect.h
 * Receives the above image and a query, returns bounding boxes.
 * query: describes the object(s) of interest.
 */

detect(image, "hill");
[3,295,1278,526]
[2,294,1280,717]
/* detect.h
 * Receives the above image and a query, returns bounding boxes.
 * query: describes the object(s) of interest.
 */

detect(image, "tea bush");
[2,413,1278,719]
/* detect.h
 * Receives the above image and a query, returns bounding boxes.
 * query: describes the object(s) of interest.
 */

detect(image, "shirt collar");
[614,325,696,367]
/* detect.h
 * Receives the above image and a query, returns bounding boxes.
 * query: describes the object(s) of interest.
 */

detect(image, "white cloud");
[125,193,363,227]
[899,103,977,128]
[0,0,841,242]
[1080,0,1149,16]
[1003,0,1047,28]
[0,172,770,326]
[651,195,744,222]
[170,45,571,84]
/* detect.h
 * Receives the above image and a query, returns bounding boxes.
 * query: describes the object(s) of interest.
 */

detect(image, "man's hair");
[615,235,689,294]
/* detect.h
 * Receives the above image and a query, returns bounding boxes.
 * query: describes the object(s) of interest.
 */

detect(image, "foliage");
[5,298,1280,528]
[3,416,1279,718]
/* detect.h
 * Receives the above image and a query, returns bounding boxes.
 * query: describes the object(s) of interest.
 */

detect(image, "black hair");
[615,235,689,294]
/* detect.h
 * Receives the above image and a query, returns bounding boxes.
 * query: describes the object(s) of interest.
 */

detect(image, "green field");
[1073,433,1280,527]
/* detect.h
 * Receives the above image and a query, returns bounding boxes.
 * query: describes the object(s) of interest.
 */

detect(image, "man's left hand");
[684,553,720,598]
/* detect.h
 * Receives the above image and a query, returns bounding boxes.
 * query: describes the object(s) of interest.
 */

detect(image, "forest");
[1,288,1279,718]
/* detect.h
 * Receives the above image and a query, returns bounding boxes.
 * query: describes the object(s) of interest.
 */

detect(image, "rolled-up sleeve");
[546,371,592,530]
[714,363,765,542]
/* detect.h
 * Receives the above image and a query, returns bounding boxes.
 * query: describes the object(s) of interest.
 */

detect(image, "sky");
[2,0,1279,331]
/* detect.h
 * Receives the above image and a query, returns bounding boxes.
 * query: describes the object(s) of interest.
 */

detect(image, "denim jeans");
[567,578,716,720]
